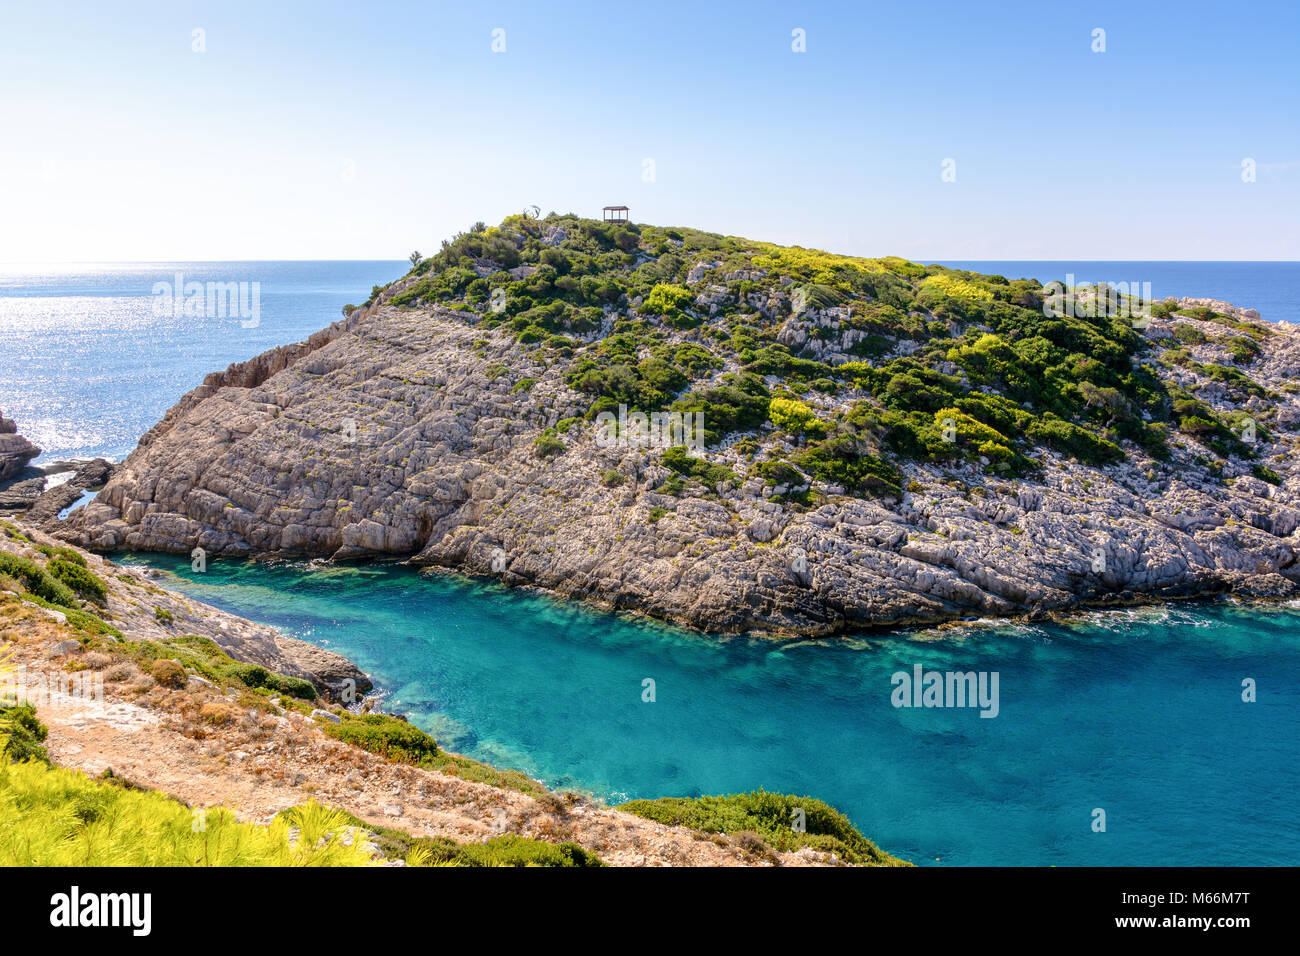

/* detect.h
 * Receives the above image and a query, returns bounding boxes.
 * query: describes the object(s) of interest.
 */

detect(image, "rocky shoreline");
[46,223,1300,638]
[1,519,369,700]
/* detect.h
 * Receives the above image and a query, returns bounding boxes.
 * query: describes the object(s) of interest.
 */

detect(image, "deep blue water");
[0,261,403,463]
[936,260,1300,324]
[122,555,1300,867]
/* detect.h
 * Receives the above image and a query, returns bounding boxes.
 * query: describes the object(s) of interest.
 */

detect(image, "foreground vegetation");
[0,643,602,867]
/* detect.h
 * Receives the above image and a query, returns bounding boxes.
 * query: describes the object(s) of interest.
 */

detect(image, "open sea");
[4,259,1299,865]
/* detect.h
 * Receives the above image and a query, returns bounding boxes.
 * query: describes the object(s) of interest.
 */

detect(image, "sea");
[3,258,1298,865]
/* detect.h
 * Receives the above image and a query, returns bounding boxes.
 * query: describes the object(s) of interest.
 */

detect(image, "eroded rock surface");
[57,258,1300,636]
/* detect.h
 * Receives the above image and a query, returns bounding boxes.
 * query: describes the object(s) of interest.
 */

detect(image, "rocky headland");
[56,216,1300,636]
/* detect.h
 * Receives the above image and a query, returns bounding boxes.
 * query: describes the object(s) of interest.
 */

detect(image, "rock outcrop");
[56,222,1300,636]
[0,412,40,481]
[3,520,370,699]
[25,457,114,525]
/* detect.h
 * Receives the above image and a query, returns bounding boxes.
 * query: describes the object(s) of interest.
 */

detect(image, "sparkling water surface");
[0,261,403,463]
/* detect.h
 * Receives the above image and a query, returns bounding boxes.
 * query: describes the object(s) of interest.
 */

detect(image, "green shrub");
[533,430,565,459]
[768,396,820,433]
[281,806,604,867]
[127,635,316,700]
[0,522,31,542]
[660,446,738,492]
[47,559,107,604]
[641,283,694,323]
[321,713,440,764]
[36,545,85,566]
[1026,416,1124,465]
[227,663,317,700]
[794,438,903,497]
[619,790,907,866]
[0,553,77,608]
[0,704,49,764]
[670,374,771,445]
[1252,464,1282,486]
[432,834,605,868]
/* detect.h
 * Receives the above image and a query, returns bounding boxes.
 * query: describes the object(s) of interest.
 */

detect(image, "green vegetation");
[320,712,547,796]
[671,373,770,445]
[47,558,108,604]
[619,789,908,866]
[533,429,565,459]
[0,703,48,764]
[0,553,77,607]
[0,648,371,866]
[1252,464,1282,486]
[275,805,603,867]
[0,759,377,866]
[384,214,1280,498]
[661,445,737,492]
[124,634,317,700]
[321,712,439,762]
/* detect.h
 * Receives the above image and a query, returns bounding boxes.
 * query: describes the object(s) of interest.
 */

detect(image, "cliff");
[58,216,1300,635]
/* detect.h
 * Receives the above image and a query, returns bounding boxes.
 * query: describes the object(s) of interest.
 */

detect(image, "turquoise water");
[121,554,1300,867]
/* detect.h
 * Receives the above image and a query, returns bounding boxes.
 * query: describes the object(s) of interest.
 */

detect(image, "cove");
[120,553,1300,867]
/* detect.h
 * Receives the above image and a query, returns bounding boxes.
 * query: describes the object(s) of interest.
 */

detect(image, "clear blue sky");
[1,0,1296,260]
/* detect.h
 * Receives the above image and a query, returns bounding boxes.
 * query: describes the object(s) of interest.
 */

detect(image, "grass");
[0,761,378,866]
[1,643,374,866]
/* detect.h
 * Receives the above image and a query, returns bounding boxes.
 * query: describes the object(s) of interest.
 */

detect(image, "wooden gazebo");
[602,205,629,224]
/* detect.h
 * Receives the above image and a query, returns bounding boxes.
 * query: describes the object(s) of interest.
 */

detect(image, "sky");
[0,0,1296,261]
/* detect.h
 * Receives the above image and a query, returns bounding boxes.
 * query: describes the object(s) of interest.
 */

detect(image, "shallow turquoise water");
[121,554,1300,866]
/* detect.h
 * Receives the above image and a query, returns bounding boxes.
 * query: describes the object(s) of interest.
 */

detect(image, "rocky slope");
[58,217,1300,635]
[3,519,368,699]
[1,520,893,866]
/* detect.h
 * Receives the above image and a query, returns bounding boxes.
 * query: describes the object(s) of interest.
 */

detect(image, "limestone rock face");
[0,412,40,481]
[58,295,1300,636]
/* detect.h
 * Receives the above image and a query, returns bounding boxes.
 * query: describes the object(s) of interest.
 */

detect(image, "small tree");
[409,251,421,267]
